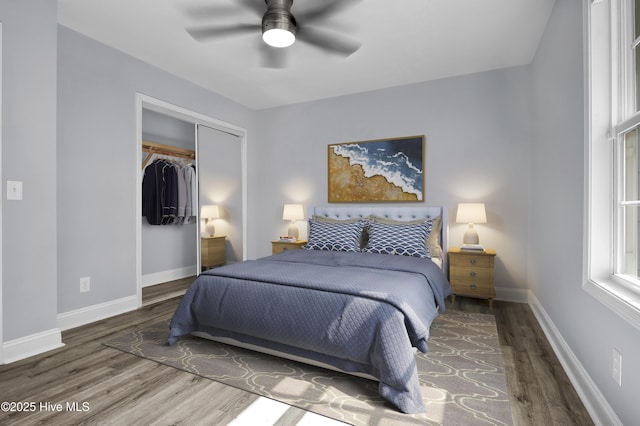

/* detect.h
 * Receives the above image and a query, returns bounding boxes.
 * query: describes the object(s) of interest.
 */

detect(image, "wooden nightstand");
[201,236,226,269]
[448,248,496,308]
[271,240,307,254]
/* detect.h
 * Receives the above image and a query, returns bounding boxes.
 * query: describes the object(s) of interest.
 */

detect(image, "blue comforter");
[168,249,451,414]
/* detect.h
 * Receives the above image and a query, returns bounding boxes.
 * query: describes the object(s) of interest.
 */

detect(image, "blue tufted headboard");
[308,206,448,269]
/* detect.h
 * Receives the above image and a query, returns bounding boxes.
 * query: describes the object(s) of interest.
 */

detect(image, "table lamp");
[201,205,220,237]
[456,203,487,250]
[282,204,304,240]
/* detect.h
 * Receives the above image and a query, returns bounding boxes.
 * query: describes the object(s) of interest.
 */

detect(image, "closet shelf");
[142,140,195,169]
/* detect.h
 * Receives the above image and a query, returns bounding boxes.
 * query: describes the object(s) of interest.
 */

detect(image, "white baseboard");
[141,265,197,288]
[57,295,138,331]
[528,291,622,426]
[1,328,64,365]
[495,286,529,303]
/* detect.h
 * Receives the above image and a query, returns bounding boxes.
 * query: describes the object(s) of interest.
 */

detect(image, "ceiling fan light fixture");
[263,28,295,48]
[261,0,297,48]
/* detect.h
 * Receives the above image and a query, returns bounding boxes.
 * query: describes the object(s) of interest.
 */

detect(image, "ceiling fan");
[184,0,362,68]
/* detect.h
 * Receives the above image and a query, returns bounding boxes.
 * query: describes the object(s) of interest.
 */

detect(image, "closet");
[137,98,247,304]
[141,110,198,288]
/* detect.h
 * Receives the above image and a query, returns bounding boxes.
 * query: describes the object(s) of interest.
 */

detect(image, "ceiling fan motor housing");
[262,0,297,37]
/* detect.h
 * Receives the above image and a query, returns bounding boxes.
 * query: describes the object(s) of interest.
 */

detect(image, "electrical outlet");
[79,277,91,293]
[612,348,622,386]
[7,181,23,200]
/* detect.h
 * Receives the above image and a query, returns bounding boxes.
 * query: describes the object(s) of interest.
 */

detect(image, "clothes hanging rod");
[141,140,195,169]
[142,140,195,158]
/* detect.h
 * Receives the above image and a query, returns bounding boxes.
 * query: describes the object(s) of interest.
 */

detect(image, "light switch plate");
[613,348,622,386]
[7,181,23,200]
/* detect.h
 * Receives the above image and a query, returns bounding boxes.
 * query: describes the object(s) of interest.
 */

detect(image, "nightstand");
[448,248,496,308]
[201,236,226,269]
[271,240,307,254]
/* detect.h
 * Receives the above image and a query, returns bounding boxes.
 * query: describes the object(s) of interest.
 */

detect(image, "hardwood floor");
[0,285,593,425]
[448,298,594,426]
[141,276,192,307]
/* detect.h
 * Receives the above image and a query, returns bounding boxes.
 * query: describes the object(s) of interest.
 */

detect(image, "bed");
[168,206,452,414]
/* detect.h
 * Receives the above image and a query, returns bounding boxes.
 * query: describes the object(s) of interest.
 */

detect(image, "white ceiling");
[57,0,555,110]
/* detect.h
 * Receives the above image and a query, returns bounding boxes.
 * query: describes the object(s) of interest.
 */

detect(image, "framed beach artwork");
[328,135,425,203]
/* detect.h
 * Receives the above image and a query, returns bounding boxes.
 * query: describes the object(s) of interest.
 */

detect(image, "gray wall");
[57,26,256,314]
[1,0,58,341]
[254,67,534,297]
[142,109,195,149]
[530,0,639,423]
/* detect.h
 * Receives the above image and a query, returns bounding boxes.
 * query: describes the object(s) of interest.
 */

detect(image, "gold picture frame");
[328,135,425,203]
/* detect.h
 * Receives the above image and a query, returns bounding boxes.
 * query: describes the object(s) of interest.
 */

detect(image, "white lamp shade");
[282,204,304,221]
[456,203,487,224]
[201,205,220,220]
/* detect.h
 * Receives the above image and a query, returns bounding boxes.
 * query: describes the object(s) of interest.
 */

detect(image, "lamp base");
[461,224,483,251]
[205,220,216,238]
[287,222,299,240]
[462,224,479,245]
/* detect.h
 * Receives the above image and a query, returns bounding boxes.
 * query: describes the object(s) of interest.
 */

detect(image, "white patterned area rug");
[104,310,513,426]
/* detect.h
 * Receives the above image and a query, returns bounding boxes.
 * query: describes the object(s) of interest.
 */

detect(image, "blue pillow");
[363,220,433,258]
[303,219,365,252]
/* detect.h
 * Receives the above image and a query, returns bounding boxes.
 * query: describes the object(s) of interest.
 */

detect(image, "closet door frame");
[135,93,248,308]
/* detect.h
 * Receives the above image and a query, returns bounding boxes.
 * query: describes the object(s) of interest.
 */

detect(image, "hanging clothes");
[142,159,163,225]
[142,158,197,225]
[186,164,197,224]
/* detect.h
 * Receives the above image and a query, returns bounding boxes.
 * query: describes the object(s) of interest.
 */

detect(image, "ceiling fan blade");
[260,44,289,69]
[238,0,267,17]
[186,24,260,42]
[296,0,362,25]
[181,5,243,20]
[182,0,264,20]
[297,27,361,57]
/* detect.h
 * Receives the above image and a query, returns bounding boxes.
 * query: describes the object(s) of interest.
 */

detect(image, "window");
[617,0,640,282]
[585,0,640,331]
[620,127,640,279]
[635,0,640,109]
[616,0,640,281]
[621,128,640,278]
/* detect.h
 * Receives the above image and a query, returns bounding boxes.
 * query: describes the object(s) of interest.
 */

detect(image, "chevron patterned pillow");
[303,219,365,252]
[363,220,433,258]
